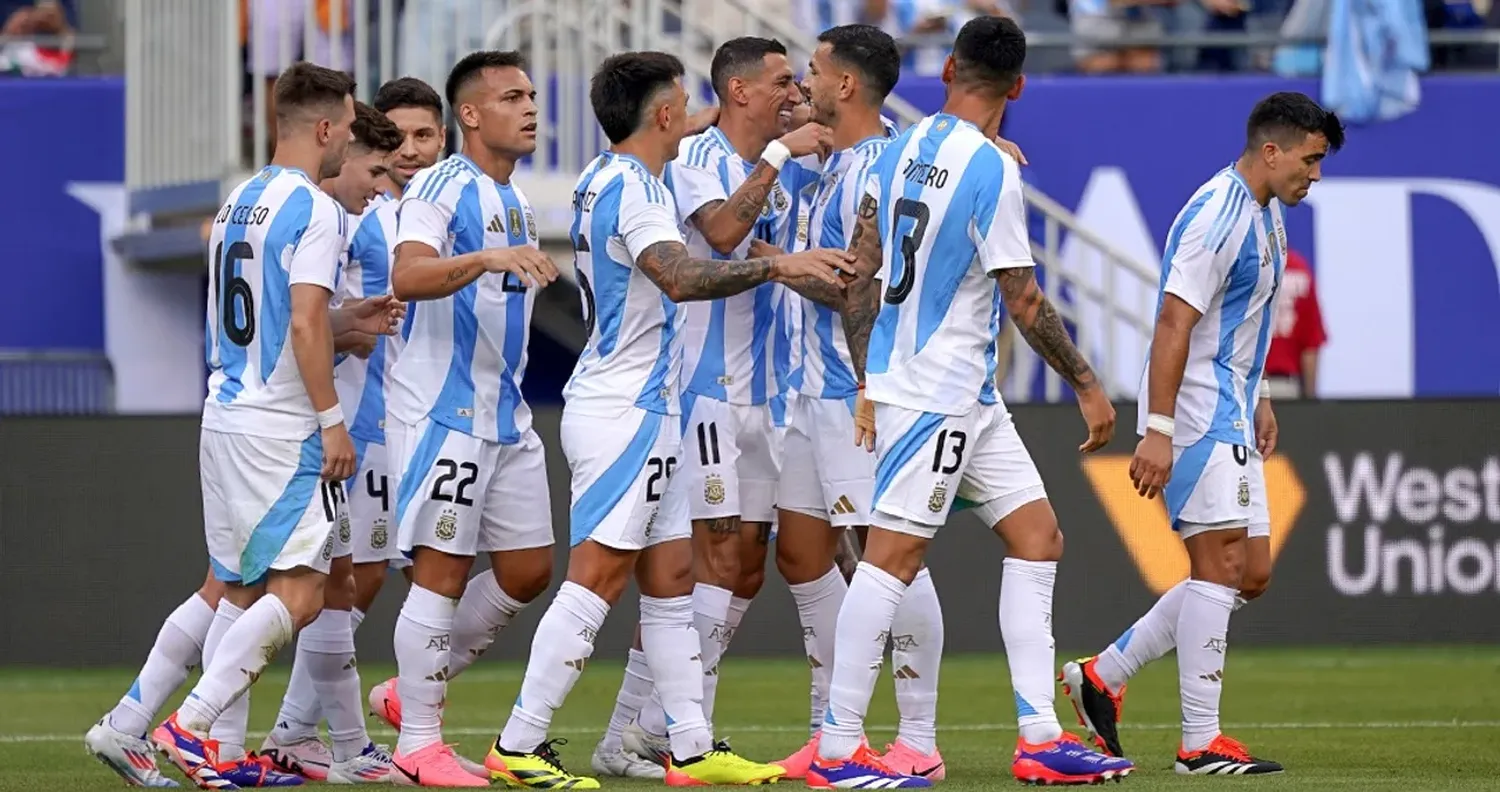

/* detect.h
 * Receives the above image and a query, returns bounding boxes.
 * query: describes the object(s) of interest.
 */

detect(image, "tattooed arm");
[840,194,885,382]
[635,240,776,302]
[686,160,780,255]
[995,267,1100,392]
[748,239,844,311]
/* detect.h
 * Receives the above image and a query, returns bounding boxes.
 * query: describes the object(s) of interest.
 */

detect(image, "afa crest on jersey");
[524,207,538,240]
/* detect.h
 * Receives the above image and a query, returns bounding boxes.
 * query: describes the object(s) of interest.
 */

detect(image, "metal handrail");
[901,27,1500,53]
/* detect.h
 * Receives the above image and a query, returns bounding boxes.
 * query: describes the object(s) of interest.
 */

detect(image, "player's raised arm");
[390,177,556,300]
[682,121,828,255]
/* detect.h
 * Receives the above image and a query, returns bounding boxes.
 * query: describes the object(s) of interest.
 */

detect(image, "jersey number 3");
[884,198,929,306]
[213,240,256,346]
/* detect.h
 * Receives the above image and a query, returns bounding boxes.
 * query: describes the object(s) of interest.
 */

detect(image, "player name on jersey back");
[863,113,1034,417]
[1139,166,1287,449]
[385,154,540,445]
[203,166,347,440]
[562,152,686,417]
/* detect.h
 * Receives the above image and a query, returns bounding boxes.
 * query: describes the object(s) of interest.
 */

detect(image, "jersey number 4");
[884,198,930,306]
[213,240,256,346]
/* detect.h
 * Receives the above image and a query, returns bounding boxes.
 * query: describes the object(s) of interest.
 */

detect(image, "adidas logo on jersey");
[487,214,504,234]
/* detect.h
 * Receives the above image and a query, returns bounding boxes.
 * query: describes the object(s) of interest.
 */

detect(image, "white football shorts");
[870,402,1047,539]
[200,428,336,585]
[389,417,555,557]
[562,405,690,551]
[1164,438,1271,539]
[778,394,873,528]
[331,439,401,563]
[678,395,780,524]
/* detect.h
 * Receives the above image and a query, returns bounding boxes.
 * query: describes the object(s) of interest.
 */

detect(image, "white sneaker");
[85,717,181,788]
[591,741,667,779]
[621,721,671,769]
[327,743,395,784]
[259,729,333,781]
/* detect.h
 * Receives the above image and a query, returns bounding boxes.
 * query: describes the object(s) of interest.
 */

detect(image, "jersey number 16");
[212,240,257,347]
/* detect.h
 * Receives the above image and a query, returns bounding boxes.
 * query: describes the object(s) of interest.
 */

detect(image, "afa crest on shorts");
[371,517,389,550]
[704,473,727,506]
[928,482,948,513]
[1237,476,1251,507]
[435,508,459,541]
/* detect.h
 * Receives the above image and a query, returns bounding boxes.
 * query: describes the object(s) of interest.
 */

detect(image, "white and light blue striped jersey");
[864,113,1033,416]
[203,166,347,440]
[769,283,801,426]
[333,199,403,446]
[563,153,687,417]
[386,154,540,444]
[795,133,894,400]
[666,127,820,406]
[1138,166,1286,449]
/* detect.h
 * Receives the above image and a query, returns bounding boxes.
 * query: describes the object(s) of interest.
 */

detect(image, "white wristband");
[1258,378,1271,400]
[761,139,791,171]
[317,404,346,430]
[1146,412,1175,438]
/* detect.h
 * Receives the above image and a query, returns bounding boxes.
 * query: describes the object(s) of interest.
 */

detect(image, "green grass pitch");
[3,647,1498,790]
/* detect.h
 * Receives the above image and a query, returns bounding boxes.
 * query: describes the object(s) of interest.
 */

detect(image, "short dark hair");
[273,61,356,125]
[951,15,1026,94]
[710,37,787,100]
[591,52,686,145]
[351,101,404,153]
[445,50,527,109]
[374,76,444,121]
[1246,92,1346,154]
[817,24,901,104]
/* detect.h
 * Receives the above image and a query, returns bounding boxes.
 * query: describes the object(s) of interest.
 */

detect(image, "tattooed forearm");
[996,268,1099,391]
[728,162,777,223]
[636,241,774,302]
[781,274,844,310]
[442,265,469,285]
[840,197,884,379]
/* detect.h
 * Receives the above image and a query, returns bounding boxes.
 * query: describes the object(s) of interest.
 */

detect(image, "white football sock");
[789,566,846,733]
[1177,579,1236,752]
[498,582,608,754]
[448,572,527,679]
[109,592,214,737]
[1094,579,1189,693]
[701,595,751,731]
[271,632,322,746]
[1000,558,1062,745]
[393,584,457,756]
[691,584,733,733]
[298,609,368,762]
[601,648,653,752]
[203,601,250,761]
[637,691,668,738]
[891,568,943,755]
[177,596,294,738]
[351,607,366,632]
[640,594,714,760]
[818,562,906,761]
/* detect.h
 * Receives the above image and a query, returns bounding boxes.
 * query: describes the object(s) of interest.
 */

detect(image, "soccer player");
[1059,92,1343,776]
[763,23,949,782]
[484,50,853,790]
[251,101,403,785]
[381,50,561,786]
[808,17,1134,787]
[619,38,829,760]
[149,62,402,790]
[263,79,448,780]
